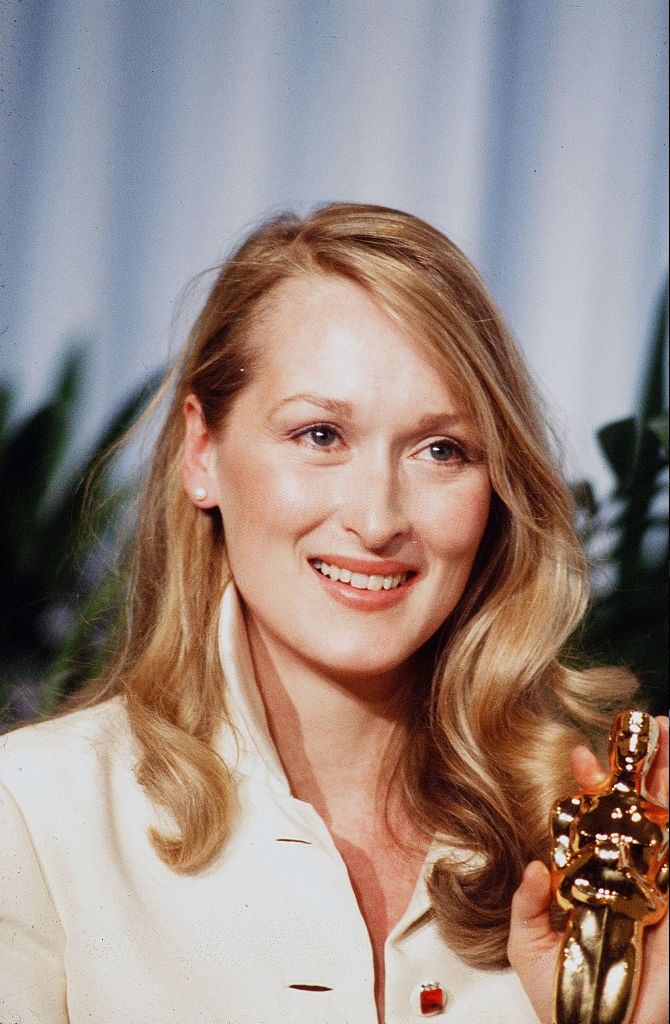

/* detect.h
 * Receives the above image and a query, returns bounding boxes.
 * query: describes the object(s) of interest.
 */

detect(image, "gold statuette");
[549,710,668,1024]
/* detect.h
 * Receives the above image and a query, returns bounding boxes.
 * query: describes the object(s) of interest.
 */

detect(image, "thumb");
[507,862,560,1024]
[508,861,557,961]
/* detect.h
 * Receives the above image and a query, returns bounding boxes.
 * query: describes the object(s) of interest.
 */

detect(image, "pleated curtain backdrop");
[1,0,667,490]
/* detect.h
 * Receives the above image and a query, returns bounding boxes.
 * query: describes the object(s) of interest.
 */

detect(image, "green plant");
[0,345,161,722]
[572,282,668,713]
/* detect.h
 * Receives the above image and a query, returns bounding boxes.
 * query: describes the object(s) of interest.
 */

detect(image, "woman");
[0,203,666,1024]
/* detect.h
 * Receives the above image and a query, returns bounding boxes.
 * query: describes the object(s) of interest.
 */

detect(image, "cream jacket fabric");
[0,585,539,1024]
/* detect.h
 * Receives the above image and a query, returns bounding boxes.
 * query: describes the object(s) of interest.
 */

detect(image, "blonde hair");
[68,203,636,967]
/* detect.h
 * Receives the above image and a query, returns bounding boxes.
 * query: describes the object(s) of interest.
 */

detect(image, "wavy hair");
[68,203,636,967]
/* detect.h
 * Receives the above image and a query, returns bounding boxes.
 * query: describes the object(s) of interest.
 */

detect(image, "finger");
[645,899,669,962]
[648,715,668,804]
[508,861,556,955]
[570,744,607,792]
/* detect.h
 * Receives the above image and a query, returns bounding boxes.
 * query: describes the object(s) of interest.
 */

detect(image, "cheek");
[216,447,328,535]
[416,478,492,567]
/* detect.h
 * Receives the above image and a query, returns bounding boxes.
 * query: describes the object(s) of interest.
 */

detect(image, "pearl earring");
[193,486,208,502]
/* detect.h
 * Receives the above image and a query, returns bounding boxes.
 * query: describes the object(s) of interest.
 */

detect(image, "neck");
[612,769,644,794]
[244,613,424,833]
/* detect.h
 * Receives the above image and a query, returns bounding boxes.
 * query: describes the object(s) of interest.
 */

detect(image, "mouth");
[309,558,417,592]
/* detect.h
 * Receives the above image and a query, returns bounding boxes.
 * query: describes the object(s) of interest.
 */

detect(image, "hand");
[507,716,669,1024]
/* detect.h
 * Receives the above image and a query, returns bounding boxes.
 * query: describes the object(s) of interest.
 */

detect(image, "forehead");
[246,274,466,414]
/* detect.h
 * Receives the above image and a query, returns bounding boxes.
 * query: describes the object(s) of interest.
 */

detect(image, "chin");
[306,640,422,683]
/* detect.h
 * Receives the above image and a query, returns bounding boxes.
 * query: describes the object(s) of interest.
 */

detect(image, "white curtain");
[1,0,667,491]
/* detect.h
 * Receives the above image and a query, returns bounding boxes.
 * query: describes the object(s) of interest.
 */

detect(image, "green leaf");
[0,383,12,436]
[638,280,668,427]
[41,570,121,712]
[39,367,164,570]
[0,348,86,585]
[0,383,14,478]
[0,347,84,526]
[596,417,637,485]
[570,479,598,516]
[646,414,669,458]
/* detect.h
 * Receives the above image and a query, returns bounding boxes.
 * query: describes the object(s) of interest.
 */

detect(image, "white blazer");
[0,585,538,1023]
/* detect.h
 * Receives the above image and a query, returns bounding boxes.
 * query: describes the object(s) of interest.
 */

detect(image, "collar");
[216,582,291,794]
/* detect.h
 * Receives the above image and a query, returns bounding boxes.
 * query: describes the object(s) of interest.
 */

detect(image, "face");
[185,275,492,683]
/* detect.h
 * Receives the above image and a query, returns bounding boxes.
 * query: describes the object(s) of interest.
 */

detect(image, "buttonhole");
[276,837,312,844]
[288,984,332,992]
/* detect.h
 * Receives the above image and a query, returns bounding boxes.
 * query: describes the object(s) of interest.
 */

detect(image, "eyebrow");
[269,392,467,432]
[269,392,355,418]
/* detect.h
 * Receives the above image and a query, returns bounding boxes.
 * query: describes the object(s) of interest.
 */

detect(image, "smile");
[311,560,412,591]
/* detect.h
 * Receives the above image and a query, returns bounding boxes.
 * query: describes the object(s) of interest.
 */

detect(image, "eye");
[415,439,467,464]
[294,424,342,448]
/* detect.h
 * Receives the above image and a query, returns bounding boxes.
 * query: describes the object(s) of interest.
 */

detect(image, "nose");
[336,451,411,551]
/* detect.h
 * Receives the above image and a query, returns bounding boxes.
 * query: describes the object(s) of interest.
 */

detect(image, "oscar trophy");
[549,710,668,1024]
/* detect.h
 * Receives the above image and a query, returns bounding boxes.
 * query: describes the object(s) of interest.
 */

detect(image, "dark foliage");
[0,346,161,721]
[571,283,668,713]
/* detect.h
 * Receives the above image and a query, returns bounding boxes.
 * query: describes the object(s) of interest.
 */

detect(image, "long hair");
[67,203,636,967]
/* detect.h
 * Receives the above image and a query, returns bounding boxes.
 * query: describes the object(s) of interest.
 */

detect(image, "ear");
[182,394,220,508]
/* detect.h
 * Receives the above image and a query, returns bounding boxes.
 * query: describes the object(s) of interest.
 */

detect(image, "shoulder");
[0,697,135,812]
[0,695,131,765]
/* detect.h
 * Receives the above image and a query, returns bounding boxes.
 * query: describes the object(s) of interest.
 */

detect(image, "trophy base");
[553,906,642,1024]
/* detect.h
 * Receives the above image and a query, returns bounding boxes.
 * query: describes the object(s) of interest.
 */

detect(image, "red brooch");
[419,982,445,1015]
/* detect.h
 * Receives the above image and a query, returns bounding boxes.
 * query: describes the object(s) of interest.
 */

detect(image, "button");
[410,982,446,1016]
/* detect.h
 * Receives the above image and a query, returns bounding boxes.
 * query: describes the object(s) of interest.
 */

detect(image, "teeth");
[312,561,409,591]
